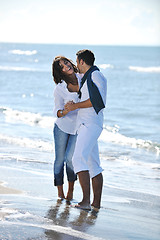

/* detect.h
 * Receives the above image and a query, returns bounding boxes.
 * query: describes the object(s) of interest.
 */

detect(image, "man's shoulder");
[92,70,107,81]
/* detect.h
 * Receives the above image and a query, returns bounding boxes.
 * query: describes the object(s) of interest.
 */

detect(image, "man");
[65,49,107,211]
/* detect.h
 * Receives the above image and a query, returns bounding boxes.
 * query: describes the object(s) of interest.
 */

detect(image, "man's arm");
[64,99,92,112]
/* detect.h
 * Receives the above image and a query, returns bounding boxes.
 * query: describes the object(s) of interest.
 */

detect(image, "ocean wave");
[0,134,53,152]
[9,49,37,56]
[115,156,160,170]
[1,165,53,177]
[0,65,44,72]
[0,107,55,128]
[1,107,159,155]
[99,64,114,69]
[129,66,160,73]
[104,183,160,197]
[99,126,160,155]
[0,154,52,165]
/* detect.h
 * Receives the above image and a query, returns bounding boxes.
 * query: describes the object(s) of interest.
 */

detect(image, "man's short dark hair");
[76,49,95,66]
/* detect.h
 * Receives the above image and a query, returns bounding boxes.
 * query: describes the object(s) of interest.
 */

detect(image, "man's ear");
[80,59,84,65]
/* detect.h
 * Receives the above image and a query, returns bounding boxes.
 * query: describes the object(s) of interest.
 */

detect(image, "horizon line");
[0,41,160,48]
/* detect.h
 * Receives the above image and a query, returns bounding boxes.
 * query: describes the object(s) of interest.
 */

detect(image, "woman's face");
[59,59,74,75]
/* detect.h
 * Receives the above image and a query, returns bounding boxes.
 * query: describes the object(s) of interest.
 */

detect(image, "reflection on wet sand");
[45,199,99,240]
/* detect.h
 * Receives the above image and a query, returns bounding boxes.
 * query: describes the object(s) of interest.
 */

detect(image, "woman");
[52,56,80,201]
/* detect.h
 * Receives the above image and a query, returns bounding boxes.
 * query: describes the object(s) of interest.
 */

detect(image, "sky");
[0,0,160,46]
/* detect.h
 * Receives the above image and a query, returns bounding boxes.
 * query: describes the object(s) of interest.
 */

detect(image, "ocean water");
[0,42,160,239]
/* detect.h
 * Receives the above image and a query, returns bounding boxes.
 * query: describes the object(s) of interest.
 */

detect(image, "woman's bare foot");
[57,185,65,199]
[65,181,74,200]
[65,191,73,201]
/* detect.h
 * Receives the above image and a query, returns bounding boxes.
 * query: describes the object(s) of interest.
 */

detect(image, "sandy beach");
[0,181,22,195]
[0,158,160,240]
[0,181,22,222]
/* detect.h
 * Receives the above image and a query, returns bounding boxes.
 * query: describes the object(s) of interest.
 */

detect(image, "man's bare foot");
[91,202,100,209]
[73,201,91,210]
[58,195,65,199]
[73,203,91,211]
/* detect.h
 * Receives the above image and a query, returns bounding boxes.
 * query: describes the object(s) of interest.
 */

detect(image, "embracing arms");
[64,99,92,112]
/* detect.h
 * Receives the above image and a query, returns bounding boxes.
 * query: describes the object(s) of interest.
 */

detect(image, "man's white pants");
[72,123,103,178]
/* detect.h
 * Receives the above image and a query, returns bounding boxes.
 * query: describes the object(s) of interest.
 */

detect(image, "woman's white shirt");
[53,74,81,135]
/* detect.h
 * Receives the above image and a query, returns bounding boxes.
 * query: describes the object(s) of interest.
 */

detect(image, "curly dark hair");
[52,56,78,84]
[76,49,95,66]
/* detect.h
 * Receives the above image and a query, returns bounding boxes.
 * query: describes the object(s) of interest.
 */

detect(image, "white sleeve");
[92,71,107,105]
[53,86,65,117]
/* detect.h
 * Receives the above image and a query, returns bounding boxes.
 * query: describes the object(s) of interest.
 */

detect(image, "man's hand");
[64,101,76,112]
[64,99,92,113]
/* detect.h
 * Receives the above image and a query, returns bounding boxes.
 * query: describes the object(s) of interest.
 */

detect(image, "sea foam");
[9,49,37,56]
[0,107,55,128]
[129,66,160,73]
[99,127,160,155]
[0,134,53,152]
[1,106,159,155]
[0,66,38,72]
[0,65,48,72]
[99,64,114,69]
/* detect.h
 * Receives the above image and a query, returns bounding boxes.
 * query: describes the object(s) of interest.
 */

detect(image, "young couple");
[52,49,107,211]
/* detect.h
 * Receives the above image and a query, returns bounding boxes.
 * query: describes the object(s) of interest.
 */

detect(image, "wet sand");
[0,181,22,195]
[0,164,160,240]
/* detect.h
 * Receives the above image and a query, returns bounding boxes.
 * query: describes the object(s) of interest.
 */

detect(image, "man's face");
[76,57,82,73]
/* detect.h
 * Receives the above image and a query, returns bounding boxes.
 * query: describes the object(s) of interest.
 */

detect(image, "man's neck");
[83,65,92,74]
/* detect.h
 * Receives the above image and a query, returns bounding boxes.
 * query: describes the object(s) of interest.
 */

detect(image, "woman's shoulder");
[57,80,67,88]
[54,81,68,97]
[55,81,67,91]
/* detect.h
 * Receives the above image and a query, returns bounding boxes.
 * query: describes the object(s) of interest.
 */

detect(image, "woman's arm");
[57,108,69,118]
[54,86,70,118]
